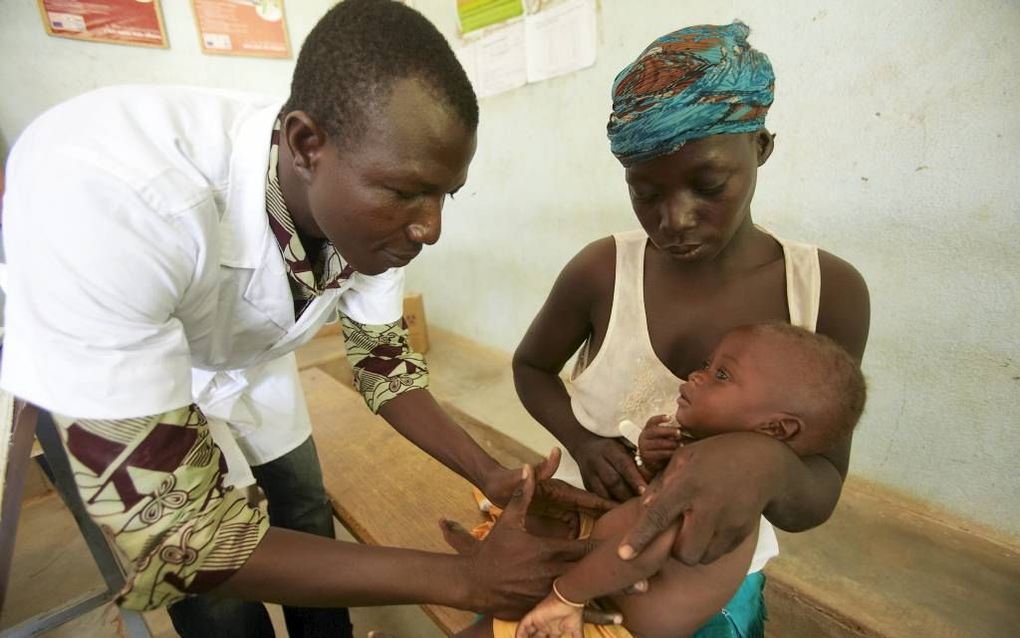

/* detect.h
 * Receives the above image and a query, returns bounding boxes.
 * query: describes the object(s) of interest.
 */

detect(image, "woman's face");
[624,130,773,262]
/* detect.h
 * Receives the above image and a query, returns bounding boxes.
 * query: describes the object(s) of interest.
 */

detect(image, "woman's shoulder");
[551,235,622,310]
[816,248,871,360]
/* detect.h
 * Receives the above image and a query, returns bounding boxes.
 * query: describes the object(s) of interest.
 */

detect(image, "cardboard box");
[402,293,429,354]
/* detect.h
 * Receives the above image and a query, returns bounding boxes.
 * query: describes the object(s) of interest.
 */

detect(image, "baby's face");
[675,331,790,439]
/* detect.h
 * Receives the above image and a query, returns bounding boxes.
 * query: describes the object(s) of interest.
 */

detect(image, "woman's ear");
[282,110,328,184]
[755,128,775,166]
[755,414,801,441]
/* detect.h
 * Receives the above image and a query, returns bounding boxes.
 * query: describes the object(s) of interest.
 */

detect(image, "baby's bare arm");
[554,504,680,605]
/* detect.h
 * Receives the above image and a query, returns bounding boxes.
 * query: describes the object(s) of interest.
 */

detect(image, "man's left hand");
[482,448,616,520]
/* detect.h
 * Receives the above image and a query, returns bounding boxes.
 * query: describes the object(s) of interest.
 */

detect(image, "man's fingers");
[503,465,537,528]
[539,479,615,514]
[438,518,477,555]
[534,447,562,482]
[618,498,682,560]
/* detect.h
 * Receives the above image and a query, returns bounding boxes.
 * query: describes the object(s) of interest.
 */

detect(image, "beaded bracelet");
[552,578,586,608]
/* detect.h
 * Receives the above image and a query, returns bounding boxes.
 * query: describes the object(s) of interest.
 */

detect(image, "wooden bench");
[301,366,541,634]
[297,332,1020,638]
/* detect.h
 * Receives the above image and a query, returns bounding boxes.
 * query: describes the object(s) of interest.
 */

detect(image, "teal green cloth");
[692,571,767,638]
[607,21,774,167]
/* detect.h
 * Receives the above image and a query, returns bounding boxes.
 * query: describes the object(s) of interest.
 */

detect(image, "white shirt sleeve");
[336,266,405,325]
[1,148,199,419]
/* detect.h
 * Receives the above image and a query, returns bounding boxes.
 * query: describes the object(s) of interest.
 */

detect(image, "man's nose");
[662,192,698,234]
[407,198,443,245]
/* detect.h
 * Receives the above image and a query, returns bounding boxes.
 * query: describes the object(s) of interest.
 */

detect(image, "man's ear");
[282,110,328,184]
[755,128,775,166]
[754,414,801,441]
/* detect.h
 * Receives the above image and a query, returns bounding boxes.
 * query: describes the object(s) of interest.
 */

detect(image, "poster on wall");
[36,0,168,48]
[454,0,596,98]
[458,0,524,34]
[191,0,291,59]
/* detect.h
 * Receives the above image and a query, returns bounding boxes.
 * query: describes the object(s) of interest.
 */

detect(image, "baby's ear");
[755,414,802,441]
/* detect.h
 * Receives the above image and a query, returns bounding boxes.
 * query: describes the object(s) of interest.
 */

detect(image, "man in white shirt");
[0,1,610,635]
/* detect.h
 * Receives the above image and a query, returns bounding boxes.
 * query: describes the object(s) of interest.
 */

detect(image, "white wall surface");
[1,0,1017,539]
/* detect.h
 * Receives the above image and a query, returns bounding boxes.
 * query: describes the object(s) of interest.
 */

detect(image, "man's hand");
[441,465,589,618]
[637,414,680,477]
[570,436,646,502]
[440,465,628,625]
[481,448,615,518]
[618,432,789,565]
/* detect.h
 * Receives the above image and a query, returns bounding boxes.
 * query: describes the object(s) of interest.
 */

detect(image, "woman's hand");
[637,414,680,476]
[618,432,792,565]
[481,448,616,518]
[570,435,647,502]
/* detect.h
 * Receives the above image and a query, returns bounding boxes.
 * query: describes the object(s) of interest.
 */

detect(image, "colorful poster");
[37,0,168,48]
[458,0,523,34]
[191,0,291,59]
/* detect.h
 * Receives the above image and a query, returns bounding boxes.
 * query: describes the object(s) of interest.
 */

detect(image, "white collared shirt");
[1,85,404,431]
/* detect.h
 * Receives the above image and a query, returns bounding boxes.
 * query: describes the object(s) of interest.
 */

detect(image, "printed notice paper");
[191,0,291,58]
[37,0,168,48]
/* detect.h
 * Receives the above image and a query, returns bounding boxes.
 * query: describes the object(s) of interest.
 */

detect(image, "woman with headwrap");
[513,21,870,636]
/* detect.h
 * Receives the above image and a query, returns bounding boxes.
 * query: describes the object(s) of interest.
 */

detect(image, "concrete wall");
[1,1,1017,539]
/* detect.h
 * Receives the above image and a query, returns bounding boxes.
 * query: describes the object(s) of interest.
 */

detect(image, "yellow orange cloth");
[491,619,633,638]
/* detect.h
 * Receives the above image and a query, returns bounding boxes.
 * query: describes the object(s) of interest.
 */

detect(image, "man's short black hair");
[285,0,478,146]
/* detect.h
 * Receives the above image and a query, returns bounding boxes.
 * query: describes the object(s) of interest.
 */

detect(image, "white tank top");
[557,228,821,574]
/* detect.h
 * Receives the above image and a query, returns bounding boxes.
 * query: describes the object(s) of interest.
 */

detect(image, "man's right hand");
[570,436,646,502]
[439,465,622,625]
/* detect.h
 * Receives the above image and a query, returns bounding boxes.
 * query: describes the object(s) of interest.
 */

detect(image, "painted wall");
[1,1,1017,539]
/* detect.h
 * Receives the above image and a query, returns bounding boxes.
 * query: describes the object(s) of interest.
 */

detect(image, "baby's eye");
[714,368,731,381]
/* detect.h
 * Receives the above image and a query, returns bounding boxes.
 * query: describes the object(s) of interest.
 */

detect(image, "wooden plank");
[302,368,487,634]
[0,401,38,609]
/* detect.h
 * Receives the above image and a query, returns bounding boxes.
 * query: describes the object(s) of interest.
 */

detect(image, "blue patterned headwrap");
[607,21,774,167]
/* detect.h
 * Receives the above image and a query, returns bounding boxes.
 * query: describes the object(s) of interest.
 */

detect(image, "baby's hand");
[515,591,583,638]
[638,414,681,475]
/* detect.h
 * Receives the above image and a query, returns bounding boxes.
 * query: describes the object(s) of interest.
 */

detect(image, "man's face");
[302,77,477,275]
[624,131,771,263]
[675,330,787,438]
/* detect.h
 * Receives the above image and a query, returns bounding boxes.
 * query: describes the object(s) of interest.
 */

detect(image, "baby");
[461,323,866,638]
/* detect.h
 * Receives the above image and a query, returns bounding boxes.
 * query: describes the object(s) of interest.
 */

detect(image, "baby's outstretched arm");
[516,510,681,636]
